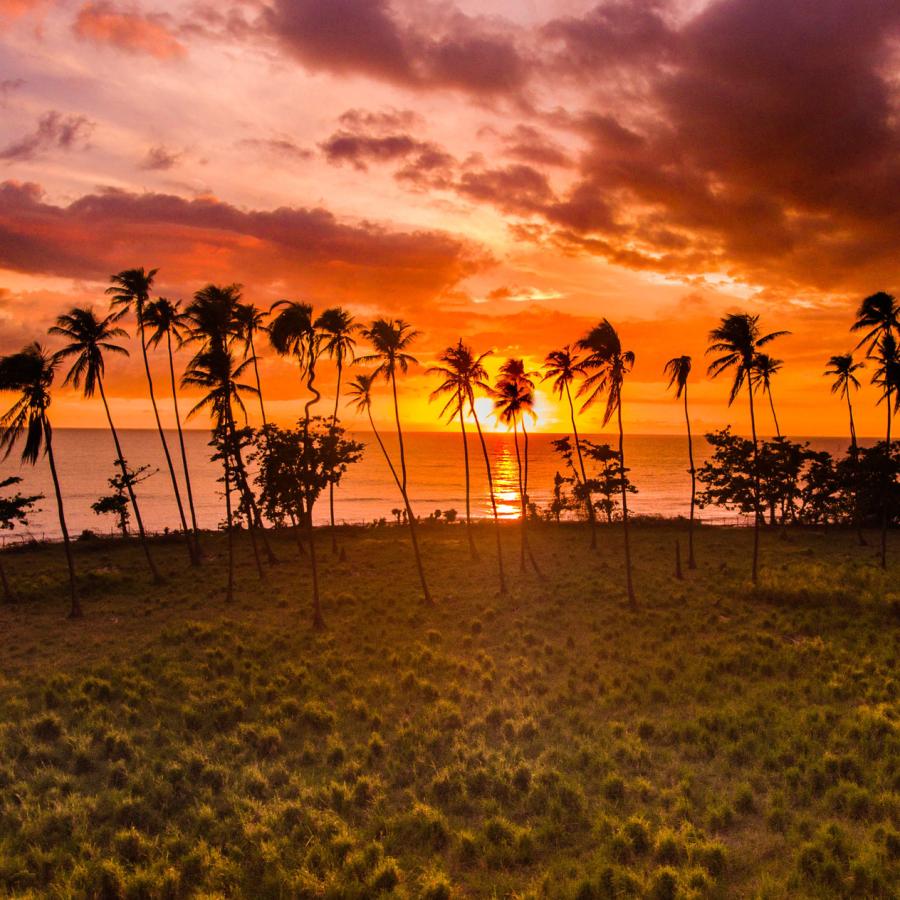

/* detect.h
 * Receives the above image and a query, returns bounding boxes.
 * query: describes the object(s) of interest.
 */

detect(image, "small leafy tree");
[0,476,42,602]
[91,464,154,538]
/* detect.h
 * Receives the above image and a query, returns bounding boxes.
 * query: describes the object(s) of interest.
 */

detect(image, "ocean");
[1,429,857,541]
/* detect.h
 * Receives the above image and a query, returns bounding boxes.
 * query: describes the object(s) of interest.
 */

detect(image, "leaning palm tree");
[707,313,788,583]
[0,344,80,617]
[107,268,197,565]
[144,297,202,556]
[315,306,358,552]
[871,332,900,567]
[234,302,269,426]
[852,291,899,569]
[577,320,637,606]
[347,372,433,604]
[493,366,540,576]
[543,346,596,548]
[498,358,539,515]
[428,341,481,561]
[825,352,866,545]
[752,353,784,437]
[664,355,697,569]
[182,346,258,603]
[50,307,163,584]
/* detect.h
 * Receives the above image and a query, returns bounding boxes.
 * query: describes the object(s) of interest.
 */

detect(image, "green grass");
[0,522,898,898]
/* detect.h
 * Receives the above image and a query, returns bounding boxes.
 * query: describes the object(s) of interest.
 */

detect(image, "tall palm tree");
[144,297,202,556]
[577,320,637,606]
[852,291,899,569]
[234,302,269,426]
[315,306,358,553]
[493,364,540,576]
[498,358,539,516]
[0,344,80,617]
[428,341,481,561]
[347,372,433,604]
[707,313,788,583]
[182,346,257,603]
[543,346,596,548]
[825,352,866,545]
[752,353,784,437]
[871,332,900,566]
[664,355,697,569]
[107,268,197,565]
[50,307,163,584]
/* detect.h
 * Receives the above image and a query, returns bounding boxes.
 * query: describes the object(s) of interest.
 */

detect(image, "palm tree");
[752,353,784,437]
[234,302,270,426]
[825,352,866,545]
[871,332,900,566]
[182,346,258,603]
[664,355,696,569]
[428,341,481,561]
[577,321,637,606]
[347,372,433,604]
[707,313,788,583]
[315,306,358,553]
[0,344,80,617]
[50,307,163,584]
[107,268,197,565]
[493,364,540,576]
[498,358,539,517]
[144,297,202,556]
[852,291,899,569]
[543,346,596,548]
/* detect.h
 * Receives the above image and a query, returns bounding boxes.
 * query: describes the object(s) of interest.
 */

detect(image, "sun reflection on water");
[491,442,521,519]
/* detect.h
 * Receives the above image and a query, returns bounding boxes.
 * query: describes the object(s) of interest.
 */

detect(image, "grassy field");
[0,521,897,898]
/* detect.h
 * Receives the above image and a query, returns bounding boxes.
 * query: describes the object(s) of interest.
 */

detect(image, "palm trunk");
[0,554,12,603]
[44,421,80,618]
[470,400,506,595]
[881,388,891,569]
[566,382,596,548]
[520,420,541,575]
[458,392,478,560]
[512,418,527,573]
[223,428,234,603]
[366,404,432,605]
[97,376,163,584]
[747,370,761,584]
[684,384,697,569]
[767,386,781,438]
[391,372,409,494]
[138,318,196,565]
[329,359,342,555]
[302,355,325,626]
[249,332,267,427]
[617,397,636,607]
[166,329,202,558]
[847,394,866,546]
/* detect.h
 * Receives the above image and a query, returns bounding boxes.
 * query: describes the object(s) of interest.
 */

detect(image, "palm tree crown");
[357,319,420,379]
[752,353,782,391]
[0,344,56,463]
[706,313,788,403]
[49,308,129,397]
[427,341,491,421]
[825,353,863,399]
[577,319,635,424]
[106,267,157,325]
[144,298,189,350]
[316,307,358,367]
[543,346,585,399]
[186,284,243,353]
[852,291,899,355]
[664,355,692,399]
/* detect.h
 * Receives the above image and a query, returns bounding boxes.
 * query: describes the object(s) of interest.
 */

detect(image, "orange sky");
[2,0,899,437]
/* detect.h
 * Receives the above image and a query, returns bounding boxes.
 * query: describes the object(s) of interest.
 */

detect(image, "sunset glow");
[2,1,900,437]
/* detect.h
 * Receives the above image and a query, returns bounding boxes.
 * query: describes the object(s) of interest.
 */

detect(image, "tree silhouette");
[852,291,899,568]
[664,354,697,569]
[107,268,197,565]
[233,302,269,426]
[0,344,80,617]
[144,297,202,555]
[752,352,784,437]
[707,313,788,583]
[543,346,596,548]
[0,476,41,602]
[577,320,637,606]
[50,306,163,584]
[347,371,432,604]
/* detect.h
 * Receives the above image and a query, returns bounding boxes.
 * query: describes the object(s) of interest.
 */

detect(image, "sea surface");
[1,429,859,541]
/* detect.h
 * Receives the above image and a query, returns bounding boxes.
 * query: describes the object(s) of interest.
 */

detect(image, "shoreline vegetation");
[0,523,897,897]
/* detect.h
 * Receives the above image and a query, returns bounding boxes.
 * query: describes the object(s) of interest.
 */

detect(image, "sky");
[1,0,899,436]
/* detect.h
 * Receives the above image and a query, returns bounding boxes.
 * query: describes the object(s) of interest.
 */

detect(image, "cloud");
[139,145,183,171]
[0,180,488,310]
[0,111,94,163]
[238,136,313,162]
[73,1,186,59]
[266,0,527,95]
[0,78,25,107]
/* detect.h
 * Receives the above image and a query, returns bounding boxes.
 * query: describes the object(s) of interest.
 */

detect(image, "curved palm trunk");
[847,394,866,546]
[767,386,781,438]
[391,372,409,493]
[747,370,761,584]
[223,428,234,603]
[138,319,196,566]
[616,397,636,607]
[458,391,478,560]
[328,359,342,555]
[302,358,325,628]
[520,421,541,575]
[165,330,202,558]
[470,401,506,595]
[249,332,267,427]
[684,384,697,569]
[881,388,891,569]
[566,382,597,548]
[366,404,432,605]
[44,421,80,618]
[512,419,527,573]
[97,377,163,584]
